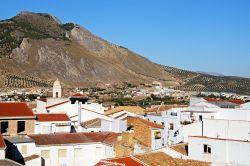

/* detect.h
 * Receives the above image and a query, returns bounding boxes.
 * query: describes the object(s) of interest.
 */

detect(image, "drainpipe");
[202,120,203,136]
[78,100,82,124]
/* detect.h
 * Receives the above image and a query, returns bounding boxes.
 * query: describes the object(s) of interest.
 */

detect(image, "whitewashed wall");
[35,143,114,166]
[188,136,250,166]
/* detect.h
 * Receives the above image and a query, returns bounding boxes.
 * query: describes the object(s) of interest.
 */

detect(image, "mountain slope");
[0,11,250,95]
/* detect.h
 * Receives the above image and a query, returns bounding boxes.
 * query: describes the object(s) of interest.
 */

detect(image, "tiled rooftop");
[105,106,145,115]
[170,143,188,156]
[46,101,69,109]
[81,118,101,128]
[96,156,146,166]
[0,102,35,118]
[28,132,120,146]
[36,113,70,122]
[145,105,188,113]
[128,117,164,129]
[135,152,210,166]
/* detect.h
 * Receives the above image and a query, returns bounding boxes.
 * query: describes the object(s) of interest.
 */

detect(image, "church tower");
[53,79,62,98]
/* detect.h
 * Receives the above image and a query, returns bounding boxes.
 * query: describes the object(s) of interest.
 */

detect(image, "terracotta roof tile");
[24,154,40,162]
[81,118,101,128]
[135,152,210,166]
[203,98,244,104]
[170,143,188,156]
[37,98,47,102]
[0,102,35,117]
[28,132,120,146]
[36,113,70,122]
[128,117,164,129]
[96,156,146,166]
[145,105,188,113]
[70,93,88,98]
[46,101,69,109]
[0,135,6,149]
[105,106,145,115]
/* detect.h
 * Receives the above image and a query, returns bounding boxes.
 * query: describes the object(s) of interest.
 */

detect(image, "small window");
[74,148,82,158]
[21,145,27,154]
[17,121,25,134]
[1,121,8,134]
[96,147,103,155]
[170,112,178,116]
[58,149,67,158]
[56,92,59,98]
[169,123,174,130]
[204,144,211,154]
[154,131,161,139]
[41,150,50,159]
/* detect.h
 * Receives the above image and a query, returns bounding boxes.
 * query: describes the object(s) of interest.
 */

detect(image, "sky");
[0,0,250,77]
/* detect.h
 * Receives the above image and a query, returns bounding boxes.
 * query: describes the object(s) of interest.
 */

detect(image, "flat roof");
[5,136,35,144]
[189,136,250,143]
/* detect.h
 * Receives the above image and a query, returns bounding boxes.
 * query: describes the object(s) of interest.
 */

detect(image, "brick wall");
[0,119,35,136]
[115,132,135,157]
[127,118,152,148]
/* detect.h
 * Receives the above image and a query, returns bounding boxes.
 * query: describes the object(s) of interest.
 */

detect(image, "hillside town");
[0,79,249,166]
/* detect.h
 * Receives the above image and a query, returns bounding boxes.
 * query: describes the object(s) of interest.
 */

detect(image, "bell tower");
[53,79,62,98]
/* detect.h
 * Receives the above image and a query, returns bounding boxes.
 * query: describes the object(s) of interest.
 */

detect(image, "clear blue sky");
[1,0,250,77]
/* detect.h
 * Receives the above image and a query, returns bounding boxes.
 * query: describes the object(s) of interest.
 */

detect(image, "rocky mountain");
[0,11,250,95]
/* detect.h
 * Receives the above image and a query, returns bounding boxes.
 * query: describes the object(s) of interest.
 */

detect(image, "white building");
[28,132,120,166]
[35,114,71,134]
[189,136,250,166]
[4,136,37,165]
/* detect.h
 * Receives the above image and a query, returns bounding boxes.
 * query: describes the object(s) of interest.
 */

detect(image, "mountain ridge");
[0,11,250,95]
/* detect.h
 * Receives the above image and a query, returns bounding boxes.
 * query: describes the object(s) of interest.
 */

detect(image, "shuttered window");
[41,150,50,159]
[74,148,82,158]
[58,149,67,158]
[21,145,27,154]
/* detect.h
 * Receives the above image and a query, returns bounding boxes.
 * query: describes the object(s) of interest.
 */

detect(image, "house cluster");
[0,80,249,166]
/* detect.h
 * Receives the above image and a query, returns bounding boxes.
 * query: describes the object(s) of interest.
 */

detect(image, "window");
[17,121,25,134]
[169,123,174,130]
[56,92,59,98]
[21,145,27,154]
[154,131,161,139]
[58,149,67,158]
[41,150,50,159]
[74,148,82,158]
[204,144,211,154]
[199,115,203,121]
[96,147,103,155]
[170,112,178,116]
[1,121,8,134]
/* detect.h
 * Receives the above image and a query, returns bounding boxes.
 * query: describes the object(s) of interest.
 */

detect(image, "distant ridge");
[0,11,250,95]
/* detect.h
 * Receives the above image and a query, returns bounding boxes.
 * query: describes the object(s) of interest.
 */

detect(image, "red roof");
[28,132,120,146]
[96,156,146,166]
[128,117,164,129]
[46,101,69,109]
[36,114,70,122]
[228,100,245,105]
[0,102,35,117]
[0,135,6,149]
[71,93,88,98]
[204,98,244,104]
[37,98,47,102]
